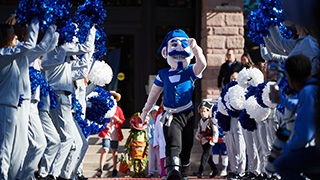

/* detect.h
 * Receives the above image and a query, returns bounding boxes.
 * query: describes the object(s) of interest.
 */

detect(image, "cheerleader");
[0,19,39,180]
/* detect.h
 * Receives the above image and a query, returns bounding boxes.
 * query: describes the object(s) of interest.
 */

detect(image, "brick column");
[201,0,244,100]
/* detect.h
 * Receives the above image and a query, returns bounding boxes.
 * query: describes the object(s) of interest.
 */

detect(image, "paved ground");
[88,176,227,180]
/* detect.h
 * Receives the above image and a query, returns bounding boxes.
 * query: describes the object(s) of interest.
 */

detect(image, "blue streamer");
[54,0,76,45]
[216,111,231,132]
[254,81,269,108]
[276,104,285,114]
[74,0,106,26]
[93,26,108,60]
[239,109,257,131]
[86,87,115,124]
[73,0,107,45]
[15,0,56,30]
[245,86,258,100]
[246,0,292,44]
[29,67,42,94]
[71,93,110,138]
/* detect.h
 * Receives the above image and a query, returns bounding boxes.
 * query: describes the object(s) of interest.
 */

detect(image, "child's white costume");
[0,19,39,180]
[41,26,95,179]
[147,105,161,177]
[140,29,206,180]
[19,24,59,180]
[154,113,166,159]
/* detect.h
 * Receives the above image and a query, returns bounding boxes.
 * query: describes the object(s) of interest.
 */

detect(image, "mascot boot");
[166,156,181,180]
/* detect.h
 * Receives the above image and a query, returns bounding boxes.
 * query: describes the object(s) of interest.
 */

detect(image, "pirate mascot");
[141,29,207,180]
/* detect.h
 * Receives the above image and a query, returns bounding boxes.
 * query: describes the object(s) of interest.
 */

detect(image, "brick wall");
[201,0,244,99]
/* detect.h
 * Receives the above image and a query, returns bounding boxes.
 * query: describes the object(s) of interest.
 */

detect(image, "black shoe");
[95,169,102,178]
[193,171,203,178]
[36,176,46,180]
[182,176,189,180]
[45,175,56,180]
[227,172,237,178]
[210,169,219,178]
[256,173,267,180]
[268,174,281,180]
[57,176,71,180]
[167,169,181,180]
[242,172,257,180]
[112,169,118,177]
[227,172,242,180]
[77,175,88,180]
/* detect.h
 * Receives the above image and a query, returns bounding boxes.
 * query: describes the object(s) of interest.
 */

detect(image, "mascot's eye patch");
[180,39,189,48]
[169,39,189,48]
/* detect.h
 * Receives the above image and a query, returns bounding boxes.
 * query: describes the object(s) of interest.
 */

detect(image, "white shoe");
[161,176,167,180]
[220,169,227,177]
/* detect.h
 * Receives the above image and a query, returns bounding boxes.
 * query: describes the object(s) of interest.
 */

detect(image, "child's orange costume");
[124,112,149,178]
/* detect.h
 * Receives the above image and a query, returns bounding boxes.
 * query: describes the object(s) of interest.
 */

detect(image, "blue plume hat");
[157,29,189,53]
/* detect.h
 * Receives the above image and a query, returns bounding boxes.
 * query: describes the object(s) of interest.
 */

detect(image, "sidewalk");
[88,177,227,180]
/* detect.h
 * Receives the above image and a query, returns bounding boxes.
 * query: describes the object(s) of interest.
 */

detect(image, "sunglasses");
[226,54,232,56]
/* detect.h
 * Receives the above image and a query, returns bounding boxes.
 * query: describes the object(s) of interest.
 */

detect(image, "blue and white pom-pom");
[86,87,117,124]
[244,95,270,121]
[217,97,228,116]
[223,82,242,118]
[261,81,278,108]
[237,68,264,89]
[227,84,246,110]
[216,97,231,131]
[239,109,257,131]
[88,61,113,87]
[15,0,55,30]
[72,93,110,138]
[243,81,271,121]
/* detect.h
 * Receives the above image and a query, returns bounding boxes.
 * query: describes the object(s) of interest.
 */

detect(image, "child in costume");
[96,91,125,178]
[125,112,149,178]
[140,29,206,180]
[147,105,160,178]
[194,100,219,178]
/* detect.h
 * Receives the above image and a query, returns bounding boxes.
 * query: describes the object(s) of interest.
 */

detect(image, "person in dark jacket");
[217,48,242,91]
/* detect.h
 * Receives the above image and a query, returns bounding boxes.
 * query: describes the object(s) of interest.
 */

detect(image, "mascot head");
[158,29,194,71]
